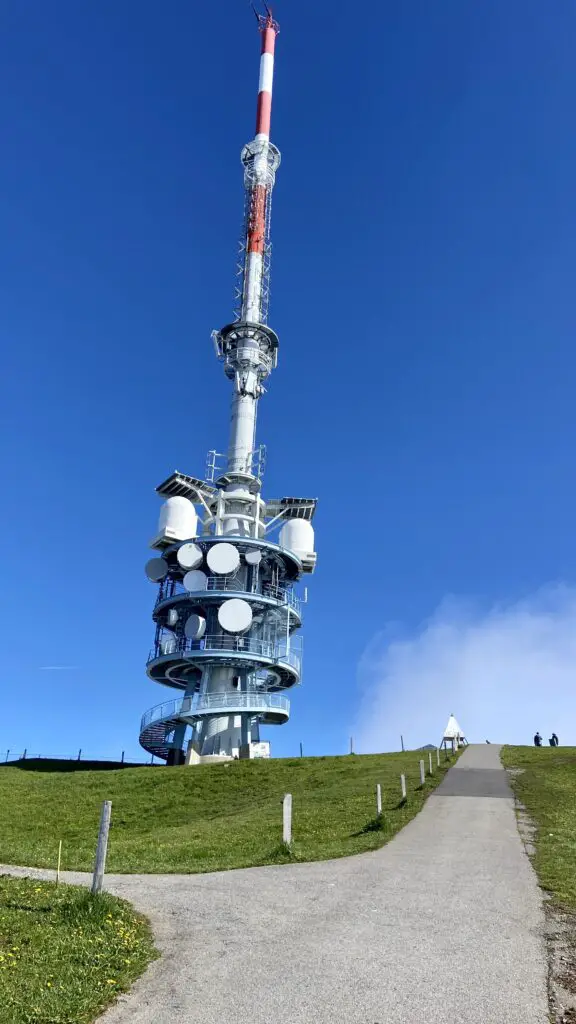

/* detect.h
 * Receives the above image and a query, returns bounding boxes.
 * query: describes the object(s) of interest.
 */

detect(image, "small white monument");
[441,713,467,753]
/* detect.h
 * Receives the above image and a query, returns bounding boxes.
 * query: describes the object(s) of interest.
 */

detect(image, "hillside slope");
[0,751,454,873]
[502,745,576,908]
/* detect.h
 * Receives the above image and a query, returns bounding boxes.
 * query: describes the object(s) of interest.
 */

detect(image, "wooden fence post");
[436,747,440,767]
[91,800,112,895]
[400,774,407,800]
[56,840,62,884]
[282,793,292,846]
[376,783,382,816]
[428,751,433,775]
[419,760,425,786]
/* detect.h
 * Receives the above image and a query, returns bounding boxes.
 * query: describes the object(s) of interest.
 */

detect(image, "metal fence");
[0,749,154,765]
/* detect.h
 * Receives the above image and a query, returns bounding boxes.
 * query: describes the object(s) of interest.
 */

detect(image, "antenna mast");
[140,8,317,768]
[213,6,282,478]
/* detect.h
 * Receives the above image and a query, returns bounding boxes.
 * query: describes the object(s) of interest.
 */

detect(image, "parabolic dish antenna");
[244,549,262,565]
[183,569,208,592]
[218,598,253,634]
[177,542,203,570]
[184,613,206,640]
[145,557,168,582]
[206,543,240,575]
[167,608,179,627]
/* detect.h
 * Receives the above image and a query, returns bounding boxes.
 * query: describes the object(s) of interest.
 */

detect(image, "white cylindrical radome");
[157,496,197,541]
[279,519,315,558]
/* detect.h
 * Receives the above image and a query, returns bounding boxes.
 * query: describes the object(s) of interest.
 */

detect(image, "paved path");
[1,745,549,1023]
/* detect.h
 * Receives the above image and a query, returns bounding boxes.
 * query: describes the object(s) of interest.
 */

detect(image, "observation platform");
[146,634,301,690]
[139,691,290,758]
[154,576,302,627]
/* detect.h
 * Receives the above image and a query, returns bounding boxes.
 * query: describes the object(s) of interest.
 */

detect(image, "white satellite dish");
[177,542,203,570]
[145,557,168,582]
[207,543,240,575]
[183,569,208,592]
[184,613,206,640]
[167,608,179,627]
[218,598,253,633]
[244,549,262,565]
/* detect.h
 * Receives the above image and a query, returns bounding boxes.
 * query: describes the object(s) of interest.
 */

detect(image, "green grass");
[0,751,455,874]
[501,745,576,909]
[0,875,157,1024]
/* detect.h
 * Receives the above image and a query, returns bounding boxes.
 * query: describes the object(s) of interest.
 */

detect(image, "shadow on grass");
[4,759,150,773]
[2,902,52,914]
[352,814,386,837]
[268,841,299,863]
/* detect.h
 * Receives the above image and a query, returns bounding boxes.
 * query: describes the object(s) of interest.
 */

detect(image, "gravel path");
[1,744,549,1023]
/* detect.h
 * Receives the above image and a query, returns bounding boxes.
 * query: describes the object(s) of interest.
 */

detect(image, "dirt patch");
[546,904,576,1023]
[515,802,537,858]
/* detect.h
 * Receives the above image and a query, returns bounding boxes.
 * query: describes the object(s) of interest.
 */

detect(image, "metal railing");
[156,576,301,614]
[277,649,301,671]
[140,691,290,732]
[150,634,273,660]
[149,633,302,675]
[261,582,301,613]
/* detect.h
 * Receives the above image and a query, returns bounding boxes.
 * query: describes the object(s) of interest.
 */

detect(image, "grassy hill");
[502,745,576,909]
[0,751,454,874]
[0,876,156,1024]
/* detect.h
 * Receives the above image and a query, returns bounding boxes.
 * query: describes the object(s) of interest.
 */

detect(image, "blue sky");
[1,0,576,759]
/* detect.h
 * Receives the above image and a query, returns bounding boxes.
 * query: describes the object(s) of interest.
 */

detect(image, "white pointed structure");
[440,714,467,752]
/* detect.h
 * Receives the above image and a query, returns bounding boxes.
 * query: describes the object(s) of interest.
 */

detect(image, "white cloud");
[355,585,576,752]
[38,665,78,671]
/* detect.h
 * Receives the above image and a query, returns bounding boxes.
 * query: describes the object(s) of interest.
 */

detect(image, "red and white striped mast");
[242,6,279,324]
[214,5,281,478]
